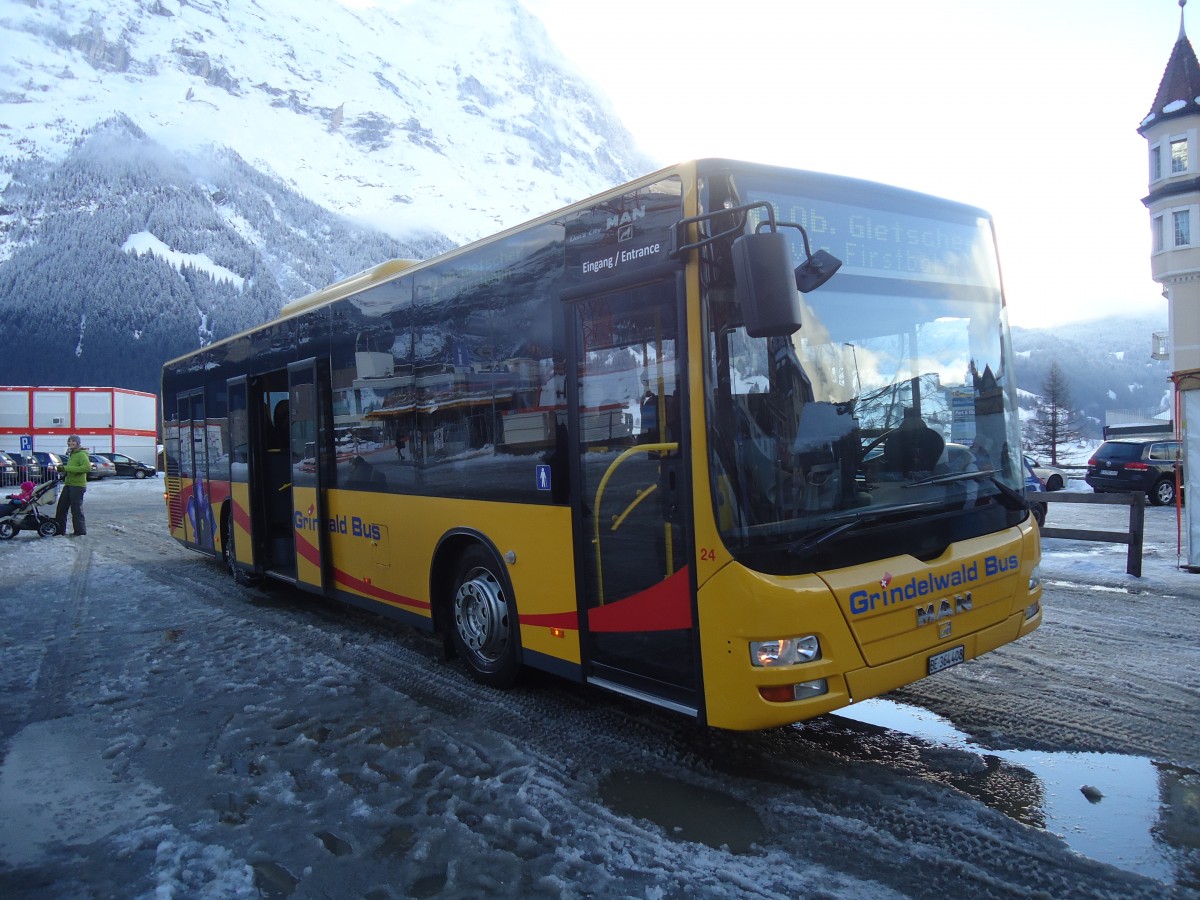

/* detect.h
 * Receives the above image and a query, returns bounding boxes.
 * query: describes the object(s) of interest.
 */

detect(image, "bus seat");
[883,414,943,474]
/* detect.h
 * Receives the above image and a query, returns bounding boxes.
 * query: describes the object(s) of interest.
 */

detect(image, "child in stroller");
[0,479,60,539]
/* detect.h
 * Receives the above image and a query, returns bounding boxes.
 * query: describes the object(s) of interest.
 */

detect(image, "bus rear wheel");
[450,546,520,688]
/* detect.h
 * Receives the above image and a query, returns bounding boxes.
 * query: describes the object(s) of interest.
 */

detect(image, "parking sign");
[19,435,32,452]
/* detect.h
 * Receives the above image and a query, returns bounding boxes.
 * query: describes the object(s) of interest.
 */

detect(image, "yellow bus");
[163,159,1042,730]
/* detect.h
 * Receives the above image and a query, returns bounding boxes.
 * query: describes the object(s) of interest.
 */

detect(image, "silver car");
[87,453,117,480]
[5,452,42,485]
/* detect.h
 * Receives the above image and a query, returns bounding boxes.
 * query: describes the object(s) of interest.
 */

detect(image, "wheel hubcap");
[454,568,508,661]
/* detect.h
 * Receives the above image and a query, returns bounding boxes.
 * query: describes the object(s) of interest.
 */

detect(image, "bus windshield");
[704,172,1025,573]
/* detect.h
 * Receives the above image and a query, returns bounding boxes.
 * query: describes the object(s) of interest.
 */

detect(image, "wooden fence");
[1039,491,1145,577]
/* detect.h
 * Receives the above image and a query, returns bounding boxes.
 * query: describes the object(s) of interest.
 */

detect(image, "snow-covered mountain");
[0,0,649,242]
[0,0,653,391]
[1011,314,1172,440]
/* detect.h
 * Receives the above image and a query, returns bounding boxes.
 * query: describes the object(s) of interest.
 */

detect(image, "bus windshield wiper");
[988,476,1029,511]
[902,469,991,488]
[787,519,864,557]
[786,500,952,557]
[901,469,1029,511]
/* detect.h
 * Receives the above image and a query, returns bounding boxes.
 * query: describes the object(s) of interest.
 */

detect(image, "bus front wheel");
[450,546,520,688]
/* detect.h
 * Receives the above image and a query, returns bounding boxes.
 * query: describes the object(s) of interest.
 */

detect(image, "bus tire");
[450,545,521,688]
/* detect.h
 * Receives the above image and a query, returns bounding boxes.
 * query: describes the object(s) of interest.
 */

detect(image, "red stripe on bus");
[232,499,251,533]
[520,610,580,631]
[296,531,322,566]
[333,568,431,611]
[586,566,692,633]
[294,531,430,612]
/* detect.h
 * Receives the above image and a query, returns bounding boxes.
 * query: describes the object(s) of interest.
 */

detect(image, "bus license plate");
[928,645,965,675]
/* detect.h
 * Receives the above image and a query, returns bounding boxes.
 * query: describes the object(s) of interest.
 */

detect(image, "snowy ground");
[0,478,1197,899]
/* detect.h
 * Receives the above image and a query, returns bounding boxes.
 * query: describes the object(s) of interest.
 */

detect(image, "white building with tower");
[1141,0,1200,568]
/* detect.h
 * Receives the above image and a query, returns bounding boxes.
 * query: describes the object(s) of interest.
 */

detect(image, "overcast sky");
[521,0,1183,330]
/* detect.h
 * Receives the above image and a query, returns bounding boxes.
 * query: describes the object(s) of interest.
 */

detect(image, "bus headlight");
[1028,564,1041,592]
[750,635,821,667]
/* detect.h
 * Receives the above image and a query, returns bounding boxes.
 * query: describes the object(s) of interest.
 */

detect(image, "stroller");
[0,479,61,540]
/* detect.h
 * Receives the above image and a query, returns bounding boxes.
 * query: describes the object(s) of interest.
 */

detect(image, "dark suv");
[98,452,157,479]
[1085,439,1182,506]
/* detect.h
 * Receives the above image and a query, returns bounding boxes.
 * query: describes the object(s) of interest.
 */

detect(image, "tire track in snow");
[29,544,93,722]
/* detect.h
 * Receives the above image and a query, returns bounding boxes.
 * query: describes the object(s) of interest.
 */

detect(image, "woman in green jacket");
[55,435,90,536]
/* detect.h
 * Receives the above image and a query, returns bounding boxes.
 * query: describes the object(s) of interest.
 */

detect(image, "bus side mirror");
[672,202,840,337]
[732,231,802,337]
[795,248,841,294]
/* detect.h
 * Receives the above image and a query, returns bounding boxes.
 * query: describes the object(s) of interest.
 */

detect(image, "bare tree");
[1030,361,1082,465]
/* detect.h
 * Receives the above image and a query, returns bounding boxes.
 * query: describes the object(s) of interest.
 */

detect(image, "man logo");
[916,591,972,627]
[606,206,645,231]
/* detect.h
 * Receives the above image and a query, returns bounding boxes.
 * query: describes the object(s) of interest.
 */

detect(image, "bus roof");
[275,259,419,318]
[162,158,993,369]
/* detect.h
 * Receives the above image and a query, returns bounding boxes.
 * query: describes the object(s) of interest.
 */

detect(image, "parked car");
[98,452,157,479]
[5,452,42,484]
[1024,456,1068,491]
[1085,438,1182,506]
[0,451,17,488]
[32,451,64,479]
[86,453,117,480]
[1023,457,1047,527]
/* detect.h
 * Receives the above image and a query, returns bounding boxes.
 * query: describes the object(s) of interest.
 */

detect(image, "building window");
[1174,209,1191,246]
[1154,214,1165,252]
[1151,144,1163,181]
[1172,138,1189,174]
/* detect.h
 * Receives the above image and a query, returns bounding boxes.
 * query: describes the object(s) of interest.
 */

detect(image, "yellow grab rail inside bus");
[592,442,678,604]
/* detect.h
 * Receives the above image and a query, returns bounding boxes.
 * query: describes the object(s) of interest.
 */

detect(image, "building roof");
[1141,2,1200,132]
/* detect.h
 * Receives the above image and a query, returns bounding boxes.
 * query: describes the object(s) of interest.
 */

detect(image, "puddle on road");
[834,699,1200,885]
[598,770,765,852]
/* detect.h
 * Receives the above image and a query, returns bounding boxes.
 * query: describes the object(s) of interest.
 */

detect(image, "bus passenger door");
[288,359,333,594]
[224,377,254,570]
[569,278,699,715]
[176,390,216,551]
[250,372,295,579]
